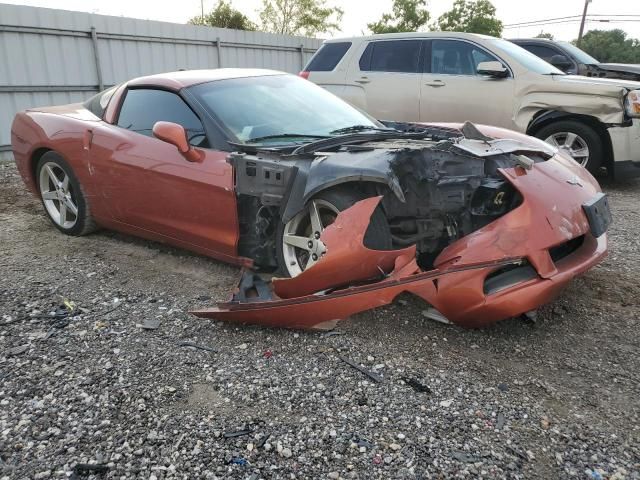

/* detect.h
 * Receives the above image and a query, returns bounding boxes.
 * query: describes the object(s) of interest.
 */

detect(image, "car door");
[89,87,239,259]
[420,39,515,128]
[344,39,422,122]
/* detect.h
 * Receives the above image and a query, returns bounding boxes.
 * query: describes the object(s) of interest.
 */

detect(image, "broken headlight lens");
[624,90,640,118]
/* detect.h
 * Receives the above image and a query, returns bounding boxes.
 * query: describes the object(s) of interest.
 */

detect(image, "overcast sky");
[3,0,640,40]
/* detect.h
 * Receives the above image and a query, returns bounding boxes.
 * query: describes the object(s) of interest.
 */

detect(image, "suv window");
[116,89,208,147]
[430,39,501,75]
[359,40,421,73]
[520,44,563,63]
[306,42,351,71]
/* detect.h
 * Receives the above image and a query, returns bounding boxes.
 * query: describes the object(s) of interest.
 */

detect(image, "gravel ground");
[1,160,639,480]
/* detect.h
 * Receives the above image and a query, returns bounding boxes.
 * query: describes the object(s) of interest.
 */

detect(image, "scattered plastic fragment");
[229,457,248,466]
[6,344,29,356]
[401,377,431,394]
[176,341,217,353]
[224,428,253,439]
[496,412,505,430]
[337,355,383,383]
[138,318,161,330]
[263,349,273,359]
[71,463,109,478]
[256,433,271,449]
[452,451,480,463]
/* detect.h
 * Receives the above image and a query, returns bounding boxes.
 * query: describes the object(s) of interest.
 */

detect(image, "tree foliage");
[575,29,640,64]
[258,0,343,37]
[535,31,554,40]
[434,0,502,37]
[188,0,256,30]
[368,0,430,34]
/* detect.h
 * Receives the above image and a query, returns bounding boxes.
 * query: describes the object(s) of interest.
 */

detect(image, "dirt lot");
[0,160,639,479]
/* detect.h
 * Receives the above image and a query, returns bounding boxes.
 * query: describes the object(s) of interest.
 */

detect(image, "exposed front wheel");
[276,188,392,278]
[535,120,603,174]
[36,152,96,236]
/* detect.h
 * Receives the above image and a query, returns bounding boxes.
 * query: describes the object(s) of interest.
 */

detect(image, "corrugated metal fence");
[0,3,323,160]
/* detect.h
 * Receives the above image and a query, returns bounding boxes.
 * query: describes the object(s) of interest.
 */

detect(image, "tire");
[36,151,97,236]
[276,187,392,278]
[535,120,603,174]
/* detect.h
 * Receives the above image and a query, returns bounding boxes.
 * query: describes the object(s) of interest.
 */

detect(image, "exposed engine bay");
[232,123,551,270]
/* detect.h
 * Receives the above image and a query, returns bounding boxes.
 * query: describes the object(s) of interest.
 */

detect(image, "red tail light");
[299,71,310,79]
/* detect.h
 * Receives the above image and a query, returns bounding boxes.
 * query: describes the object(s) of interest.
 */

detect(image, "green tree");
[575,29,640,63]
[368,0,430,34]
[435,0,502,37]
[188,0,257,30]
[535,31,554,40]
[258,0,343,37]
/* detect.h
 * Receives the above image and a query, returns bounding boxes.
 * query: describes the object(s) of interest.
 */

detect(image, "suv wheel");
[535,120,603,174]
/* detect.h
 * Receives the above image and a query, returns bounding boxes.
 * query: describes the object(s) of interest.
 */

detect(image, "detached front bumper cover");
[191,161,608,330]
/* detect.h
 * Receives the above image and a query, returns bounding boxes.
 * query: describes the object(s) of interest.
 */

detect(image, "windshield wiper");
[330,125,394,135]
[245,133,329,144]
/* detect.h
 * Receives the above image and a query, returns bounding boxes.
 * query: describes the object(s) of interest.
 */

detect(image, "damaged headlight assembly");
[624,90,640,118]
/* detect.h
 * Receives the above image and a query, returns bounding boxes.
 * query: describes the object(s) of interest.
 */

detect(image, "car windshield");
[188,74,383,145]
[557,41,599,64]
[489,38,565,75]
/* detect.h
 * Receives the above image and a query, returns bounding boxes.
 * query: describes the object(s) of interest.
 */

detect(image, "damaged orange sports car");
[11,69,611,329]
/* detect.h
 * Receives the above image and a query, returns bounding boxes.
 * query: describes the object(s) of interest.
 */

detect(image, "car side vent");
[483,261,538,295]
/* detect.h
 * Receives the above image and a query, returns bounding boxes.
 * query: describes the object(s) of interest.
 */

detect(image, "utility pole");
[577,0,592,46]
[201,0,205,23]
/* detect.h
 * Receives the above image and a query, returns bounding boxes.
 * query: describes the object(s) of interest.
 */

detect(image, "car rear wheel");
[276,188,392,278]
[36,152,97,236]
[535,120,603,173]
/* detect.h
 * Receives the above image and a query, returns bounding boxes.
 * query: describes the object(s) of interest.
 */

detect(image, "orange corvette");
[11,69,611,329]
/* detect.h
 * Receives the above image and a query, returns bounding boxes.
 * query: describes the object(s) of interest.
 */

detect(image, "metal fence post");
[299,44,305,71]
[215,37,223,68]
[90,27,104,91]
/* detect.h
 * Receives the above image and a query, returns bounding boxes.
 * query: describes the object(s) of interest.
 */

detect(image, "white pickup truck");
[301,31,640,176]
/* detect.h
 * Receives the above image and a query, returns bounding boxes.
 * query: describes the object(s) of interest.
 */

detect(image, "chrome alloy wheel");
[38,161,79,229]
[544,132,590,167]
[282,199,340,277]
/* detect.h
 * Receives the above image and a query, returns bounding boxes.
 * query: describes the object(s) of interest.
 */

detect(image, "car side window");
[359,40,421,73]
[430,40,502,76]
[116,89,208,147]
[520,44,563,63]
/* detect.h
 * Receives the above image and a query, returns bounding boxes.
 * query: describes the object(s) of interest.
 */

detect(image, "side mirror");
[152,121,202,162]
[477,61,509,78]
[550,54,572,70]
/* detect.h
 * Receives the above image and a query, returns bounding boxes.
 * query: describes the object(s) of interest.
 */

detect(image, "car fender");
[280,148,403,223]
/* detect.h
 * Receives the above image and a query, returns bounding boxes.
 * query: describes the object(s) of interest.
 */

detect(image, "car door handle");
[355,77,370,84]
[425,80,446,87]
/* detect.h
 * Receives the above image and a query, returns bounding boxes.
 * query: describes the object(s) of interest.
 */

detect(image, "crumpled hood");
[597,63,640,76]
[553,73,640,91]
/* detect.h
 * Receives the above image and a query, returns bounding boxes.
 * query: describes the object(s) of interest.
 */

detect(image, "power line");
[504,18,640,29]
[504,14,640,28]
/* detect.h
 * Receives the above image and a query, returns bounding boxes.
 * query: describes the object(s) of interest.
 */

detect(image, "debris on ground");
[401,376,431,393]
[137,318,161,330]
[1,162,639,478]
[176,341,217,352]
[337,354,384,383]
[6,344,29,356]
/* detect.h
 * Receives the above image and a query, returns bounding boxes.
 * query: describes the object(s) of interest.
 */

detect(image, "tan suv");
[301,32,640,175]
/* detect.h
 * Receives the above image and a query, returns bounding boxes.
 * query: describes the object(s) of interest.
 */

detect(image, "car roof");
[127,68,286,90]
[324,31,495,43]
[509,38,555,43]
